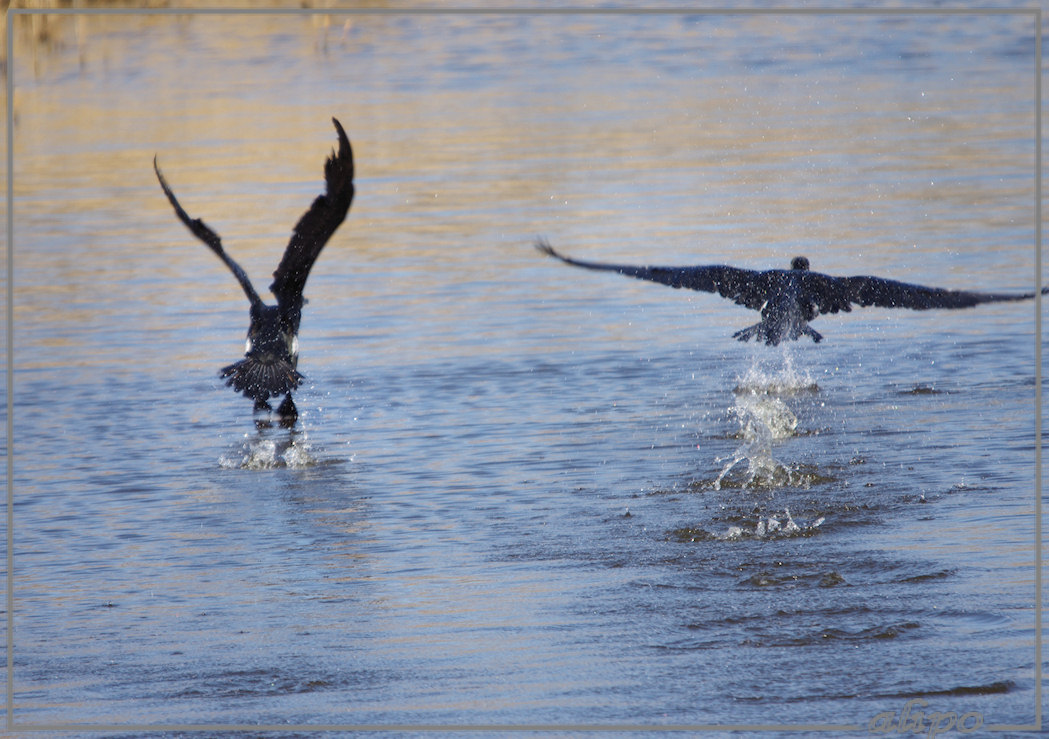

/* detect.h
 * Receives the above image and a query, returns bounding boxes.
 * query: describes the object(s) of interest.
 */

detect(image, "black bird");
[536,239,1044,346]
[155,118,355,426]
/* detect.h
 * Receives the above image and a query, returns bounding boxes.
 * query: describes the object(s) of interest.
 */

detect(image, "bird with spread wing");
[536,239,1044,346]
[155,118,355,427]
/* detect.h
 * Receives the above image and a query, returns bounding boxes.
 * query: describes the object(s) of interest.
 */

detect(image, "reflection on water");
[8,9,1040,731]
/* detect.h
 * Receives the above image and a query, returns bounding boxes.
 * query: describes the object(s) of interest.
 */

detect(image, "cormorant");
[155,118,355,426]
[536,239,1044,346]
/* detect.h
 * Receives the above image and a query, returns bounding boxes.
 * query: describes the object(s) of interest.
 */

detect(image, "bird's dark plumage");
[155,118,355,426]
[536,239,1044,346]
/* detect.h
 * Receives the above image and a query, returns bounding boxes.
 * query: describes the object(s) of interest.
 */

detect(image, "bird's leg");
[253,397,273,430]
[277,394,298,429]
[801,325,824,343]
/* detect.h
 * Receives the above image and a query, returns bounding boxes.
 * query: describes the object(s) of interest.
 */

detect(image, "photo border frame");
[4,5,1042,733]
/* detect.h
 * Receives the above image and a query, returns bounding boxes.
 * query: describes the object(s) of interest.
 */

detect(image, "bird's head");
[790,256,810,271]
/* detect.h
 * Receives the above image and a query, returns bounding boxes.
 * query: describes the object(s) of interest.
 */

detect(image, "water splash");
[732,349,819,397]
[719,508,825,541]
[713,350,816,490]
[671,507,826,542]
[219,428,318,469]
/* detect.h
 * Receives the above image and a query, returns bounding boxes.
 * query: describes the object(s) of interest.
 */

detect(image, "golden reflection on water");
[8,11,1037,379]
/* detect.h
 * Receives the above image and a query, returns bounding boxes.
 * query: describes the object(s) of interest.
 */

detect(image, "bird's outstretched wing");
[535,239,768,310]
[270,118,355,323]
[154,157,263,310]
[810,273,1043,314]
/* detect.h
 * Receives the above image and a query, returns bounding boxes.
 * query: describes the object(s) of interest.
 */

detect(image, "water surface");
[6,9,1041,733]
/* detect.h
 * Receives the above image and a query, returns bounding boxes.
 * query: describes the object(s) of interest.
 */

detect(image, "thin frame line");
[1033,6,1043,734]
[9,723,867,733]
[4,5,1042,734]
[3,5,1041,16]
[5,6,15,734]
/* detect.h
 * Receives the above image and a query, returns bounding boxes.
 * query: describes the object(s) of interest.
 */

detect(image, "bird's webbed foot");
[732,322,765,343]
[276,395,298,429]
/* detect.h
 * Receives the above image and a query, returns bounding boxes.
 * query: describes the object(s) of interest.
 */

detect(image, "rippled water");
[6,8,1042,733]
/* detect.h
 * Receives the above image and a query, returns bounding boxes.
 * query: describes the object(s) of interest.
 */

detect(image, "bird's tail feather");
[220,357,303,401]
